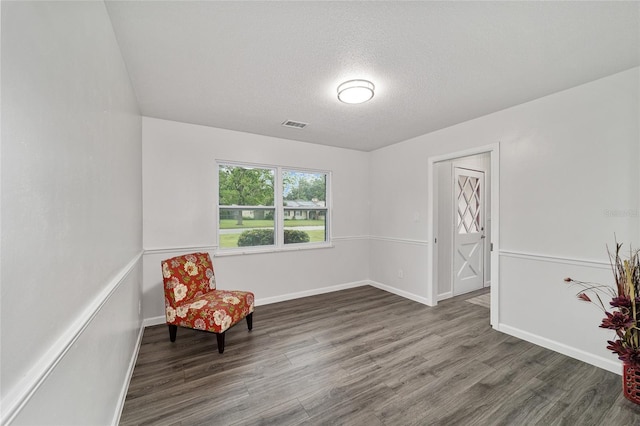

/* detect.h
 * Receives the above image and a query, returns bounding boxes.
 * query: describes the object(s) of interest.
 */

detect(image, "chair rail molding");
[499,249,610,269]
[369,235,430,246]
[1,251,143,426]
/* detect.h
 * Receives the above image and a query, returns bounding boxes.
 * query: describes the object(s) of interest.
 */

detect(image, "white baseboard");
[141,281,371,325]
[112,323,145,425]
[255,280,369,306]
[144,316,166,327]
[144,280,415,326]
[368,280,433,306]
[437,291,453,301]
[497,323,621,375]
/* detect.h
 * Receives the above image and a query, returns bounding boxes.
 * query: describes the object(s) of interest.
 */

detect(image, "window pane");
[218,208,275,248]
[219,165,274,206]
[283,209,326,244]
[218,164,275,249]
[283,170,327,244]
[456,175,480,234]
[282,170,326,203]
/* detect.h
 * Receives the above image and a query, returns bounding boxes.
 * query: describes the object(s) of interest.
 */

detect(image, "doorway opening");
[426,143,500,328]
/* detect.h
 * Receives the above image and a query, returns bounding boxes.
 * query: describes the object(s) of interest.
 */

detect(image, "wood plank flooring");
[120,286,640,425]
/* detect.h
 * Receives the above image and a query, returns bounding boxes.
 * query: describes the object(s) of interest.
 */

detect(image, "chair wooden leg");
[246,312,253,331]
[168,324,177,342]
[216,332,225,354]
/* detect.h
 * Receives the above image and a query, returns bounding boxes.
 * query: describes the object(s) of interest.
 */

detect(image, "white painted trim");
[112,323,145,426]
[214,242,334,257]
[142,279,379,326]
[369,236,429,246]
[1,252,143,426]
[427,158,437,306]
[426,143,501,327]
[332,235,370,241]
[144,279,428,326]
[368,280,433,306]
[144,245,217,255]
[437,291,453,301]
[499,250,610,269]
[143,236,368,256]
[144,316,167,327]
[255,280,369,306]
[429,143,501,165]
[498,323,621,376]
[489,143,500,328]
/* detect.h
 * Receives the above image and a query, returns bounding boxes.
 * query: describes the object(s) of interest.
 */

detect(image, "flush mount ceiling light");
[337,79,375,104]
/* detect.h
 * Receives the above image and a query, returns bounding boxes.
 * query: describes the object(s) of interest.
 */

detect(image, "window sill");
[213,242,334,257]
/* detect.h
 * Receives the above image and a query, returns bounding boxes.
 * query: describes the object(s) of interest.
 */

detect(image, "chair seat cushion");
[166,290,254,333]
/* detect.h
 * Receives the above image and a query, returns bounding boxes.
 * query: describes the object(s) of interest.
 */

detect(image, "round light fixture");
[337,79,375,104]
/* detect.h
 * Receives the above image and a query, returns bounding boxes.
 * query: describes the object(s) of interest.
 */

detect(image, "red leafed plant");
[565,243,640,366]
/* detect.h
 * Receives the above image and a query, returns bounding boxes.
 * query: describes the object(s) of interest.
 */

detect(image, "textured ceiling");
[105,1,640,152]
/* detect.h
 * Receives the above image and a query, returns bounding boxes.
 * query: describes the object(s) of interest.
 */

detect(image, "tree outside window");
[283,170,327,243]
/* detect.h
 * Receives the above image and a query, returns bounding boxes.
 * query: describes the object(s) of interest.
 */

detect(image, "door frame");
[426,143,500,328]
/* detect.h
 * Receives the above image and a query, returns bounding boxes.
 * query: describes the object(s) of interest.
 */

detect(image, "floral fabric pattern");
[161,252,254,333]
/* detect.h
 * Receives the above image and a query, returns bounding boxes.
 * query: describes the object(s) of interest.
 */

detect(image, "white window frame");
[215,160,332,255]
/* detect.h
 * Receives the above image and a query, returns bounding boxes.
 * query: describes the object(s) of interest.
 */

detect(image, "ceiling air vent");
[281,120,308,129]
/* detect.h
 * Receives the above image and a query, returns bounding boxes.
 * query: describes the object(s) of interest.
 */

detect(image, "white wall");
[370,67,639,373]
[142,117,370,322]
[1,2,143,424]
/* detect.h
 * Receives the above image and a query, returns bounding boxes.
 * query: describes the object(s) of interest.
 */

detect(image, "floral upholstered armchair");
[161,252,254,353]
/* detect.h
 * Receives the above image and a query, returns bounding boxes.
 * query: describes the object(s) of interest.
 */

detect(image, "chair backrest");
[161,252,216,307]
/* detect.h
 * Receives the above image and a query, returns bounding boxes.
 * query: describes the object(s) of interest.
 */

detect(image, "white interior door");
[453,167,485,296]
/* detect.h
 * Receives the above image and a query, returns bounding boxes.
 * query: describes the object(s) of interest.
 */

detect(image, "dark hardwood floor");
[120,286,640,425]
